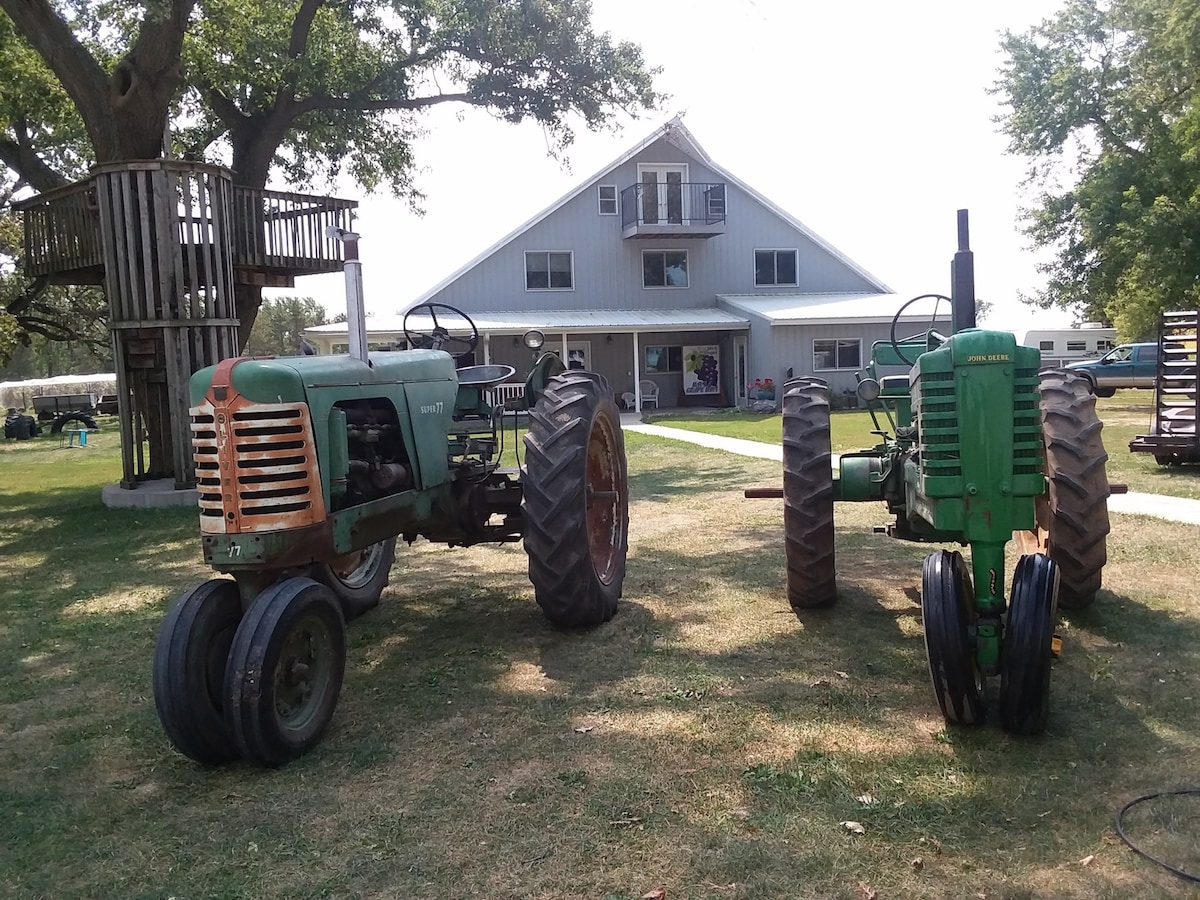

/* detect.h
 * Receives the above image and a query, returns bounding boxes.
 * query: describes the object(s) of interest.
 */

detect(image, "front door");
[735,336,748,405]
[638,164,687,225]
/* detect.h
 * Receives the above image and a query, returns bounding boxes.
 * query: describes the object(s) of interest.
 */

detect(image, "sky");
[270,0,1074,334]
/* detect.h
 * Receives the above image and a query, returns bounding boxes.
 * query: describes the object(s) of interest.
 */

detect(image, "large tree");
[243,295,326,357]
[995,0,1200,339]
[0,0,662,338]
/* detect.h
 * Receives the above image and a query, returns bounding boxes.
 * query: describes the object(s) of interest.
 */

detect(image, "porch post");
[482,333,491,365]
[561,332,569,360]
[632,331,641,411]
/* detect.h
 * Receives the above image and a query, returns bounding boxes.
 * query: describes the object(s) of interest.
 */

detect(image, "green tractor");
[775,211,1111,734]
[153,233,629,766]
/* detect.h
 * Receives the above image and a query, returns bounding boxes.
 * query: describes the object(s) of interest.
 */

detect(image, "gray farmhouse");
[305,118,947,410]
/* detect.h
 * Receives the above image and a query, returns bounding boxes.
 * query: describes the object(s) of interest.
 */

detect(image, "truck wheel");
[309,537,396,621]
[153,579,242,764]
[522,371,629,627]
[224,577,346,766]
[999,553,1059,736]
[922,549,984,726]
[783,379,836,609]
[1016,369,1110,609]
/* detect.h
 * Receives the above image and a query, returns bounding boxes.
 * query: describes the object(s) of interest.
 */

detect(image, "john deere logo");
[965,354,1011,363]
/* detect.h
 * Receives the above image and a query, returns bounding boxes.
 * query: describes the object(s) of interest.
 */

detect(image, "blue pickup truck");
[1065,342,1166,397]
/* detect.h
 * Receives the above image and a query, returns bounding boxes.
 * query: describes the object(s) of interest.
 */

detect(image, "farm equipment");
[1129,310,1199,465]
[153,231,629,767]
[752,211,1112,734]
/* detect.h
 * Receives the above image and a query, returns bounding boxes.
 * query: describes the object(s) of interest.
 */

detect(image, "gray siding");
[425,135,879,316]
[757,317,953,396]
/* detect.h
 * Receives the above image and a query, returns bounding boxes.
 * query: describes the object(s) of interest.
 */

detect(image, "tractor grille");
[917,371,960,477]
[1012,367,1044,475]
[191,401,325,534]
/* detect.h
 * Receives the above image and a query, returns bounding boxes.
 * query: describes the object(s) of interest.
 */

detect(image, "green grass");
[2,423,1199,898]
[647,391,1200,500]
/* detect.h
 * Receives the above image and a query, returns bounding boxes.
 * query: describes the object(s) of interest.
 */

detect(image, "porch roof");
[305,307,749,337]
[718,292,952,326]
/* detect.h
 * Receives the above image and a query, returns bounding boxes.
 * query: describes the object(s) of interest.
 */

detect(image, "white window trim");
[597,184,618,215]
[524,250,576,292]
[641,248,690,290]
[753,248,800,287]
[812,337,863,372]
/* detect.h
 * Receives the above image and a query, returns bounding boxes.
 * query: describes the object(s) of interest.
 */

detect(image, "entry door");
[639,164,687,225]
[735,336,748,404]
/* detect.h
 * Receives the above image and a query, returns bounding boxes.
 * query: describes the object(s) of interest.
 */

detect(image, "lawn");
[646,389,1200,500]
[2,424,1199,898]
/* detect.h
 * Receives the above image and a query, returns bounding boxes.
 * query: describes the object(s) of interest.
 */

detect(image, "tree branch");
[0,135,70,193]
[0,0,111,150]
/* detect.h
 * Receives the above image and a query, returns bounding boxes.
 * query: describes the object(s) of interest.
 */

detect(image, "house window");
[1066,340,1086,352]
[645,345,684,373]
[525,251,573,290]
[1039,340,1055,351]
[754,249,798,286]
[813,338,861,371]
[598,185,617,215]
[643,250,688,288]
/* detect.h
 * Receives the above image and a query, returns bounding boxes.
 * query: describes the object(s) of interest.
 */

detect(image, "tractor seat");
[456,364,517,387]
[879,375,911,397]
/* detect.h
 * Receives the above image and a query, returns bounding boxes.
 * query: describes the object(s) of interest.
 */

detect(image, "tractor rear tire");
[309,537,396,621]
[922,549,985,726]
[1016,369,1110,609]
[522,371,629,627]
[224,577,346,766]
[782,379,836,609]
[153,579,243,765]
[999,553,1059,736]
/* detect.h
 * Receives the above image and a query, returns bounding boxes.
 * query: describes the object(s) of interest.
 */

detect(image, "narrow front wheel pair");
[921,549,1059,735]
[153,577,347,766]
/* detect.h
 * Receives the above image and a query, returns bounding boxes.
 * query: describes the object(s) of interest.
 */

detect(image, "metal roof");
[305,307,749,337]
[718,292,953,326]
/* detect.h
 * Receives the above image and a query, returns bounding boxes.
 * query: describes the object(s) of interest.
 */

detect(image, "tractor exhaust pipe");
[951,209,976,333]
[327,226,369,364]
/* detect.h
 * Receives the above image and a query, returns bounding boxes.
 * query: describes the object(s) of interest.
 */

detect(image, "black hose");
[1115,788,1200,883]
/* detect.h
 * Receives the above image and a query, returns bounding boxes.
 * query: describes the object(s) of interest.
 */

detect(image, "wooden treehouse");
[15,161,356,491]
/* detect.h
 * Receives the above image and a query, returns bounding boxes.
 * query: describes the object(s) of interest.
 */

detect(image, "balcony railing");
[619,181,726,238]
[16,172,357,284]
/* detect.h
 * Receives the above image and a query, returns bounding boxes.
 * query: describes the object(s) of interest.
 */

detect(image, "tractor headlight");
[857,378,881,402]
[523,330,545,350]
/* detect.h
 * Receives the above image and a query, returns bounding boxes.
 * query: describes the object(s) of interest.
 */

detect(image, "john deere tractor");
[153,285,629,766]
[773,211,1110,734]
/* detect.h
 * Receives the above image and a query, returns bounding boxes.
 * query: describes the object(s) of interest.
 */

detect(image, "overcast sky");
[273,0,1074,333]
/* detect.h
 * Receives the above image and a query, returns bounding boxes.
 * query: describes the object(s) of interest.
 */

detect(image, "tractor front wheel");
[1015,369,1110,609]
[153,579,242,764]
[999,553,1059,736]
[309,537,396,621]
[922,549,984,726]
[782,379,836,609]
[522,371,629,627]
[224,577,346,766]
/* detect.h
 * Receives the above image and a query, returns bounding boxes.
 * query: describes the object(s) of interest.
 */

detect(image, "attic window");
[525,251,574,290]
[754,249,798,286]
[598,185,617,215]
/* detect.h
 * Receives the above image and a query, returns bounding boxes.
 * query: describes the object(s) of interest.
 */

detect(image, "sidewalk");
[621,416,1200,526]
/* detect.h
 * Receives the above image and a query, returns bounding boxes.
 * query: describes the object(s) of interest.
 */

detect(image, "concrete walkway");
[622,416,1200,526]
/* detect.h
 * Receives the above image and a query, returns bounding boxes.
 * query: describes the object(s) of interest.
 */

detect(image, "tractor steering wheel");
[403,303,480,357]
[889,293,951,366]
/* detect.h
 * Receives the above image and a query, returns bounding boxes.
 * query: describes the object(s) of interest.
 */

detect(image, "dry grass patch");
[1,431,1199,899]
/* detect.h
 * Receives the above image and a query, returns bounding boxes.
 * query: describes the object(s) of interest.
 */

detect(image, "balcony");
[620,182,726,239]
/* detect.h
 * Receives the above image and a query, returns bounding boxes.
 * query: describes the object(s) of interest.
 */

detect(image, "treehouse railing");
[17,173,357,281]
